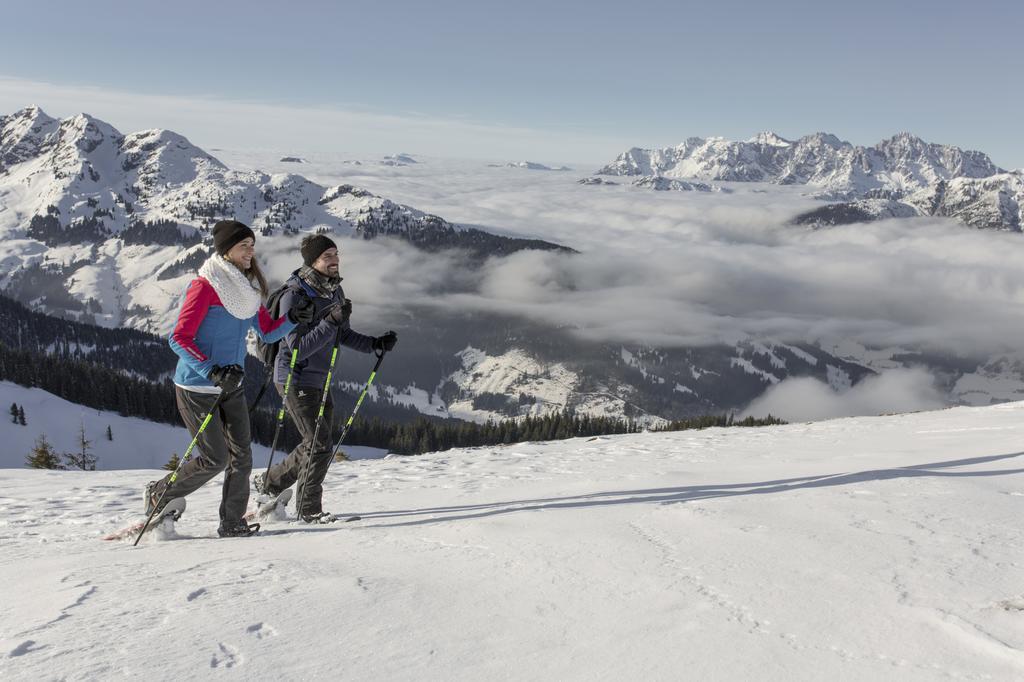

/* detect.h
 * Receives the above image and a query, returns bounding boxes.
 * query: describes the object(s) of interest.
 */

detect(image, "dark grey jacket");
[273,271,375,388]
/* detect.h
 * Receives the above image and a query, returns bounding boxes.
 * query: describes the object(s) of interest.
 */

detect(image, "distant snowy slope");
[0,381,385,469]
[1,402,1023,679]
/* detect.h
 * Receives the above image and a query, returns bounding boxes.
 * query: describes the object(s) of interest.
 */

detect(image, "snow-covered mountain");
[794,172,1024,231]
[630,176,730,193]
[0,106,568,330]
[381,153,418,166]
[597,130,1023,231]
[577,177,619,186]
[597,131,1002,197]
[3,401,1024,678]
[493,161,572,171]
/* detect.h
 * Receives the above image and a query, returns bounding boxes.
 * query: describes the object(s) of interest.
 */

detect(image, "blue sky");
[1,0,1021,166]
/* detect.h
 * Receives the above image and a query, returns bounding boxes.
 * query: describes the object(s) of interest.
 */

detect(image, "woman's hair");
[222,235,269,299]
[246,258,270,299]
[225,251,269,299]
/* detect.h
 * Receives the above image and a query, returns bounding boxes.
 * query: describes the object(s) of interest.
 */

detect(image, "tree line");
[8,335,785,467]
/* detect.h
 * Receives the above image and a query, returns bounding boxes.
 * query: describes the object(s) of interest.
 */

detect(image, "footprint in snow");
[210,642,242,668]
[997,598,1024,612]
[246,622,278,639]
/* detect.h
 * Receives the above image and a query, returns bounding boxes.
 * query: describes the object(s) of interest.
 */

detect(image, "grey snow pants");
[159,385,252,524]
[265,385,334,516]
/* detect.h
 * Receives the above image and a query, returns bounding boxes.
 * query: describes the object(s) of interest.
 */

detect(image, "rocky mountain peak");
[796,132,848,149]
[0,105,60,167]
[747,131,792,147]
[8,104,57,127]
[56,112,123,154]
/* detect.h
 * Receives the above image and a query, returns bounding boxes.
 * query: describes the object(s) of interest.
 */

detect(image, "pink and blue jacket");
[169,277,295,389]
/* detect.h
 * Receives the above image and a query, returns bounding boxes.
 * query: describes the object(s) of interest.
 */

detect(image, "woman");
[152,219,315,537]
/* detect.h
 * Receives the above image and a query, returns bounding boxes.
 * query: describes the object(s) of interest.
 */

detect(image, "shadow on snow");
[350,451,1024,529]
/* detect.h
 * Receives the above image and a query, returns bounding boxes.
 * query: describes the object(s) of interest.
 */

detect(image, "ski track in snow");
[2,404,1024,680]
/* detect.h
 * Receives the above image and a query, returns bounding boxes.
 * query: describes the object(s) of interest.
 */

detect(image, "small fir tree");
[106,425,113,441]
[18,406,26,426]
[10,402,17,424]
[63,421,98,470]
[26,435,64,469]
[163,453,180,471]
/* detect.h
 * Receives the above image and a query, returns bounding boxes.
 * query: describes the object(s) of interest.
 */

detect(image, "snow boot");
[144,480,167,515]
[217,520,261,538]
[300,511,361,524]
[302,511,337,524]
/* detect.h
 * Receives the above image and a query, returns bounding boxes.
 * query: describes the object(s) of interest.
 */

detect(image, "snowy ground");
[2,402,1024,680]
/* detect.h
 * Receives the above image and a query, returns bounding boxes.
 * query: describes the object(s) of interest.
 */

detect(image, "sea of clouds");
[225,155,1024,420]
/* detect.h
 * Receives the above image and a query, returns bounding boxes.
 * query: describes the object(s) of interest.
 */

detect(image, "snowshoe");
[301,511,361,524]
[244,488,292,522]
[217,519,261,538]
[104,497,186,542]
[301,511,338,524]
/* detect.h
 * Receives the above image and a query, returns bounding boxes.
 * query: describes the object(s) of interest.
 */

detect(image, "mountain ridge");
[595,130,1021,230]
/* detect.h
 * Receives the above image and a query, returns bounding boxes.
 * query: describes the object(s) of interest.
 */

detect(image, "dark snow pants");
[265,385,334,516]
[159,385,252,524]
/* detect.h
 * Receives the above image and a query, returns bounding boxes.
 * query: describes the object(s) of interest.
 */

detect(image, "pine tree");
[9,402,17,424]
[26,435,64,469]
[106,425,113,441]
[163,453,180,471]
[63,421,98,470]
[17,406,26,426]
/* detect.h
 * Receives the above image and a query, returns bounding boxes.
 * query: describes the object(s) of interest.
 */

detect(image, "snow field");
[1,403,1024,679]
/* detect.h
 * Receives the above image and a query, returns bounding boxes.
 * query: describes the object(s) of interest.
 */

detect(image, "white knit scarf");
[198,254,261,320]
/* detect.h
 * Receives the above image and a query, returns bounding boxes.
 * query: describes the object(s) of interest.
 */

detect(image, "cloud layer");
[740,369,947,422]
[255,157,1024,360]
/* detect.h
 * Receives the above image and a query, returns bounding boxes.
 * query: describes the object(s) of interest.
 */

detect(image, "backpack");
[254,281,301,367]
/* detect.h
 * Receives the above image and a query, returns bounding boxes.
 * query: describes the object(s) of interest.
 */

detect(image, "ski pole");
[248,370,273,414]
[262,346,301,483]
[134,389,229,546]
[329,347,386,462]
[295,326,345,517]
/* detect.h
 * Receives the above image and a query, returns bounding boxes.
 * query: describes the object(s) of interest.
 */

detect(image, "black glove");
[372,330,398,352]
[326,298,352,325]
[287,295,316,325]
[209,364,245,391]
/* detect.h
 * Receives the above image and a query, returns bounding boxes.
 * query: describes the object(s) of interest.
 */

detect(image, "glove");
[209,364,245,391]
[326,298,352,325]
[372,330,398,352]
[287,295,316,325]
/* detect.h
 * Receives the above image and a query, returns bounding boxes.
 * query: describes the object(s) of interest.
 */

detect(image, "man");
[255,234,398,522]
